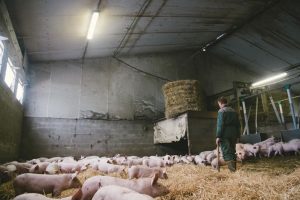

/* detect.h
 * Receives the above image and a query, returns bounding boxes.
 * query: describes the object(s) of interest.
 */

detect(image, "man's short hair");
[218,96,228,105]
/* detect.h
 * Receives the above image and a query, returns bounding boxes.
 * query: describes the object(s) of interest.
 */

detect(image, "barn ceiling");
[5,0,273,61]
[211,0,300,74]
[209,0,300,92]
[4,0,300,91]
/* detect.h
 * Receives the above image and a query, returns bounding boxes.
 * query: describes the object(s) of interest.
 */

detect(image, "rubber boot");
[227,160,236,172]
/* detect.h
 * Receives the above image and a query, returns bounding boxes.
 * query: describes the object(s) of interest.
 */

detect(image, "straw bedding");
[1,156,300,200]
[162,80,206,118]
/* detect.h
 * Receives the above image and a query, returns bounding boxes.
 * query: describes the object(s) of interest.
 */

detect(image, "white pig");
[13,172,81,196]
[14,193,72,200]
[199,151,213,160]
[29,162,50,174]
[282,140,300,155]
[268,142,284,157]
[211,157,226,170]
[73,174,169,200]
[58,162,82,173]
[194,155,206,165]
[128,165,167,179]
[91,185,154,200]
[143,157,166,168]
[97,162,125,174]
[45,163,60,174]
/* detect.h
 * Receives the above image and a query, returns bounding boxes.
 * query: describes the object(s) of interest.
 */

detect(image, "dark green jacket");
[216,106,241,139]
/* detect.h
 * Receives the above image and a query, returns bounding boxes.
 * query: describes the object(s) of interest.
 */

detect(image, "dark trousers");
[220,137,237,161]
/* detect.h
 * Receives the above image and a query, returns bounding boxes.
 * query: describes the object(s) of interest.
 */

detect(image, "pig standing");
[29,162,50,174]
[128,166,167,179]
[91,185,154,200]
[58,162,84,173]
[13,193,72,200]
[282,139,300,155]
[73,174,169,200]
[143,157,166,168]
[235,143,258,160]
[13,172,81,196]
[126,157,144,167]
[255,137,276,157]
[268,142,284,157]
[162,155,173,166]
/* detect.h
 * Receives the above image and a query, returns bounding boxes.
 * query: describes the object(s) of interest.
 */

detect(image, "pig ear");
[71,172,78,180]
[34,165,39,170]
[151,173,159,186]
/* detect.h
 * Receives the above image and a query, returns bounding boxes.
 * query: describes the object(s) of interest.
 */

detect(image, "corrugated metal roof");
[5,0,271,61]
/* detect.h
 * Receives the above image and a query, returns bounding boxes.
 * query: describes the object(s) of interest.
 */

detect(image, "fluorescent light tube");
[87,12,99,40]
[252,72,287,87]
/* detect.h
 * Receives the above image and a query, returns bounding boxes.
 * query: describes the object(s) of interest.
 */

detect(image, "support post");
[242,100,250,135]
[285,84,297,129]
[278,102,287,130]
[243,106,252,135]
[269,94,282,125]
[278,102,285,124]
[255,97,258,133]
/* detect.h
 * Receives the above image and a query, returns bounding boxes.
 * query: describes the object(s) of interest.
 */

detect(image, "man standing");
[216,97,241,172]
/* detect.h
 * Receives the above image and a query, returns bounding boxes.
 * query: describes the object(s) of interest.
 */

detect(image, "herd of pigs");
[0,137,300,200]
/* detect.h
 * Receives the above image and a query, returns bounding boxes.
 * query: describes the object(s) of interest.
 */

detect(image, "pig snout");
[151,182,169,197]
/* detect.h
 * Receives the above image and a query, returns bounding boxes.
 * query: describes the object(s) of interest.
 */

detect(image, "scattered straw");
[0,180,15,200]
[1,156,300,200]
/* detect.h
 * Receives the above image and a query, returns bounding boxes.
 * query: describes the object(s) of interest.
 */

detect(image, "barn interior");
[0,0,300,199]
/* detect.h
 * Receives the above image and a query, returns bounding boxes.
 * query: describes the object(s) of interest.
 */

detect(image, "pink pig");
[13,172,81,196]
[128,165,168,179]
[91,185,154,200]
[72,174,169,200]
[13,193,72,200]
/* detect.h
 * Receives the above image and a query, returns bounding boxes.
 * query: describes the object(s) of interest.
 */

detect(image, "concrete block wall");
[23,50,258,159]
[23,51,199,159]
[0,81,23,162]
[21,117,187,159]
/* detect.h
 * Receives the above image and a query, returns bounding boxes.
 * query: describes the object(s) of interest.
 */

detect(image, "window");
[4,58,16,92]
[0,41,4,72]
[16,80,24,103]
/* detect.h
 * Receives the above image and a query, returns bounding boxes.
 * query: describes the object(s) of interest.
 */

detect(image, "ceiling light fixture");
[251,72,288,88]
[87,11,99,40]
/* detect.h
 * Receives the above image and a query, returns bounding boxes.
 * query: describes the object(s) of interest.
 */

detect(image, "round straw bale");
[162,80,206,118]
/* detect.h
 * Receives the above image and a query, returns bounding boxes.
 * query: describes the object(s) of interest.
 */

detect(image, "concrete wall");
[0,80,23,162]
[194,52,258,96]
[25,51,198,120]
[0,1,24,162]
[23,50,258,159]
[23,51,198,159]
